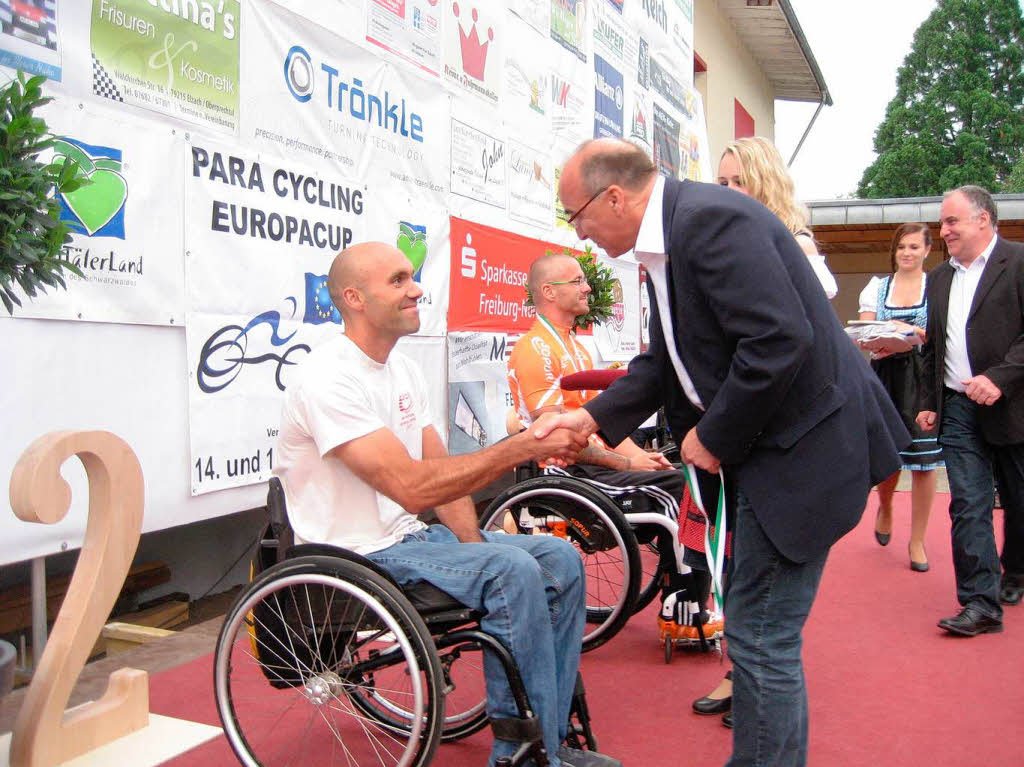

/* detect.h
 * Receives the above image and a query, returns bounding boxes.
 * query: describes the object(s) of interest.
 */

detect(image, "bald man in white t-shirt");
[274,242,621,767]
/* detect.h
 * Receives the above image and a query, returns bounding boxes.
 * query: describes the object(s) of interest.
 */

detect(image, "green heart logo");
[53,140,127,236]
[397,223,428,273]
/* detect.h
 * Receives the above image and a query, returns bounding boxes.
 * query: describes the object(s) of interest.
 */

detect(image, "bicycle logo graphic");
[197,298,311,393]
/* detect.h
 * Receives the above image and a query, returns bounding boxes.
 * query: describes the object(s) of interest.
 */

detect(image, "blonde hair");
[720,137,811,237]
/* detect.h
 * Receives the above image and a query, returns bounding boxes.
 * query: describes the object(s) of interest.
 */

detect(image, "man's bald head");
[528,253,578,300]
[328,241,391,319]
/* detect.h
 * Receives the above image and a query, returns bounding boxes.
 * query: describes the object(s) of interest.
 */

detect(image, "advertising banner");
[551,0,587,62]
[503,13,550,141]
[366,0,441,76]
[244,0,449,202]
[449,217,589,333]
[442,0,502,106]
[592,255,640,361]
[185,138,450,493]
[90,0,240,133]
[593,53,623,138]
[450,119,506,209]
[653,101,680,178]
[9,107,185,325]
[509,0,550,36]
[0,0,60,80]
[550,60,590,147]
[507,139,554,229]
[447,331,516,455]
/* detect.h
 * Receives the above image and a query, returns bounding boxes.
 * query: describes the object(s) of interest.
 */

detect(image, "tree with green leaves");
[1005,153,1024,193]
[857,0,1024,199]
[0,73,86,314]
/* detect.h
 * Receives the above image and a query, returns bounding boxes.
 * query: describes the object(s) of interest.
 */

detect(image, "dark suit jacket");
[919,236,1024,444]
[584,179,909,563]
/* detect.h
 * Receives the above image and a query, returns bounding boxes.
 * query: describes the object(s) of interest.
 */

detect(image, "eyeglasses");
[565,186,609,226]
[546,276,588,287]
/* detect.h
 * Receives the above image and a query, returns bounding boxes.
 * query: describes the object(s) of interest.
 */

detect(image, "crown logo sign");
[453,3,493,81]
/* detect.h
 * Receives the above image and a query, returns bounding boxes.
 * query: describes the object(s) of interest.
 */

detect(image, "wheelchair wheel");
[214,555,445,767]
[435,646,489,741]
[480,476,641,652]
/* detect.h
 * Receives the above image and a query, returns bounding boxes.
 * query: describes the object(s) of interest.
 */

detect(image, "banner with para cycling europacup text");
[7,106,185,325]
[184,139,450,493]
[449,217,587,334]
[243,0,449,203]
[90,0,240,133]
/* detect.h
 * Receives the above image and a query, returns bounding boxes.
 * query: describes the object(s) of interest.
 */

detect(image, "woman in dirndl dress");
[858,222,944,572]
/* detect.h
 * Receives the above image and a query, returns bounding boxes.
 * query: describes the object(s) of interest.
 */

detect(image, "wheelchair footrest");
[491,714,544,744]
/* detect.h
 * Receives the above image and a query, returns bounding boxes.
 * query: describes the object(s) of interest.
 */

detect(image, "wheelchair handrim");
[215,572,428,767]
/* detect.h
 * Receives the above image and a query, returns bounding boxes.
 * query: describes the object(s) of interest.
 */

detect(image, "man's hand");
[630,451,674,471]
[532,409,599,440]
[681,427,720,473]
[525,417,588,464]
[916,411,937,431]
[963,375,1002,406]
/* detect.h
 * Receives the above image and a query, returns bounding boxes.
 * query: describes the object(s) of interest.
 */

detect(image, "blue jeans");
[366,525,585,767]
[939,390,1022,618]
[724,491,828,767]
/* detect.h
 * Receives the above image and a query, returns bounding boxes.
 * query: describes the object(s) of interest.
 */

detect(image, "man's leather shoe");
[1001,578,1024,606]
[937,606,1003,636]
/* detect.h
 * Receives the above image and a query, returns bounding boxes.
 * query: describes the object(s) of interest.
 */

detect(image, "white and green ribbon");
[681,464,727,613]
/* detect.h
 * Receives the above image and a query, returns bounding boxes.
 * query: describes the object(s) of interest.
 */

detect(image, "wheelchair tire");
[480,476,641,652]
[434,646,490,741]
[214,555,445,767]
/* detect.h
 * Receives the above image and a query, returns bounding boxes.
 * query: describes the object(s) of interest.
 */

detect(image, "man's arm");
[421,426,483,542]
[529,403,668,470]
[329,414,587,514]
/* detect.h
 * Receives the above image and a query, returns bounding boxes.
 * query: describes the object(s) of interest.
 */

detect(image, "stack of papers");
[845,320,922,356]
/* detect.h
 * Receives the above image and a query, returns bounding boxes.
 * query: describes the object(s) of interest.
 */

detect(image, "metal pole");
[787,95,827,168]
[31,556,47,669]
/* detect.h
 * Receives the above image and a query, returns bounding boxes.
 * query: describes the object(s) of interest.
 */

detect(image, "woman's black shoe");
[692,670,732,715]
[722,712,733,728]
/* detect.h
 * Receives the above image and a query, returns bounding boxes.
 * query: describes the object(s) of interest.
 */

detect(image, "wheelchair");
[483,375,723,658]
[213,478,598,767]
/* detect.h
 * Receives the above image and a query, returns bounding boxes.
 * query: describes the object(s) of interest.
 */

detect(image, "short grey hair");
[946,185,998,228]
[575,139,657,196]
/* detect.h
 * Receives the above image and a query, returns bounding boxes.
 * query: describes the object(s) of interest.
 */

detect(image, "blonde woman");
[718,136,838,299]
[693,136,837,728]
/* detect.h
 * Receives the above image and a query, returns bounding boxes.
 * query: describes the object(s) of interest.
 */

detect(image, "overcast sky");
[773,0,940,201]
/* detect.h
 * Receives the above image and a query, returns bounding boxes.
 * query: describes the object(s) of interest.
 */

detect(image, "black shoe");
[1001,577,1024,606]
[937,606,1003,636]
[910,545,929,572]
[692,670,732,715]
[874,508,891,546]
[722,712,733,728]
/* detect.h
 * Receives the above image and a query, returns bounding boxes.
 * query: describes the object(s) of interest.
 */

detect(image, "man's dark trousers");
[941,390,1024,617]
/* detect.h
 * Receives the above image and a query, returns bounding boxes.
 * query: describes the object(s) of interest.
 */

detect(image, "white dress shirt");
[943,234,998,391]
[632,175,704,410]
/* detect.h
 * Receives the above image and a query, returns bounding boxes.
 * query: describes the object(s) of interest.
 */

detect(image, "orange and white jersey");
[508,315,598,426]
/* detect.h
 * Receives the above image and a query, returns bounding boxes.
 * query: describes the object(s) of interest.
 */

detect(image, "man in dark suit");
[916,185,1024,636]
[540,138,909,767]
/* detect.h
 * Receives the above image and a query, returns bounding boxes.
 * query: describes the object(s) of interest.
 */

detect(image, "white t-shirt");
[274,334,430,554]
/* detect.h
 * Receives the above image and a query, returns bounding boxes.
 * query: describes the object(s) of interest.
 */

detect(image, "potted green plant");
[526,244,616,331]
[0,72,86,315]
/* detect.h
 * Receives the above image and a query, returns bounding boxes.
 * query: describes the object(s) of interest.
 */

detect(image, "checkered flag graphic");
[92,55,123,103]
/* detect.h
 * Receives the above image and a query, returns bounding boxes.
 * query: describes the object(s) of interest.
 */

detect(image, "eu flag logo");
[303,273,342,325]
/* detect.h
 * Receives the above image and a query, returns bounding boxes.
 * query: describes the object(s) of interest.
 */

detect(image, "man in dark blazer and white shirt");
[917,185,1024,636]
[539,139,909,767]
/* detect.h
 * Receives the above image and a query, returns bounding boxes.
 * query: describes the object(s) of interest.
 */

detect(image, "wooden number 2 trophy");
[8,431,149,767]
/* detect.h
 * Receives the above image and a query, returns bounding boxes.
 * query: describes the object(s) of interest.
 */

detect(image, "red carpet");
[154,492,1024,766]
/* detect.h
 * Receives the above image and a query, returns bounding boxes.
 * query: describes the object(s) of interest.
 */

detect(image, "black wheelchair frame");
[212,478,597,767]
